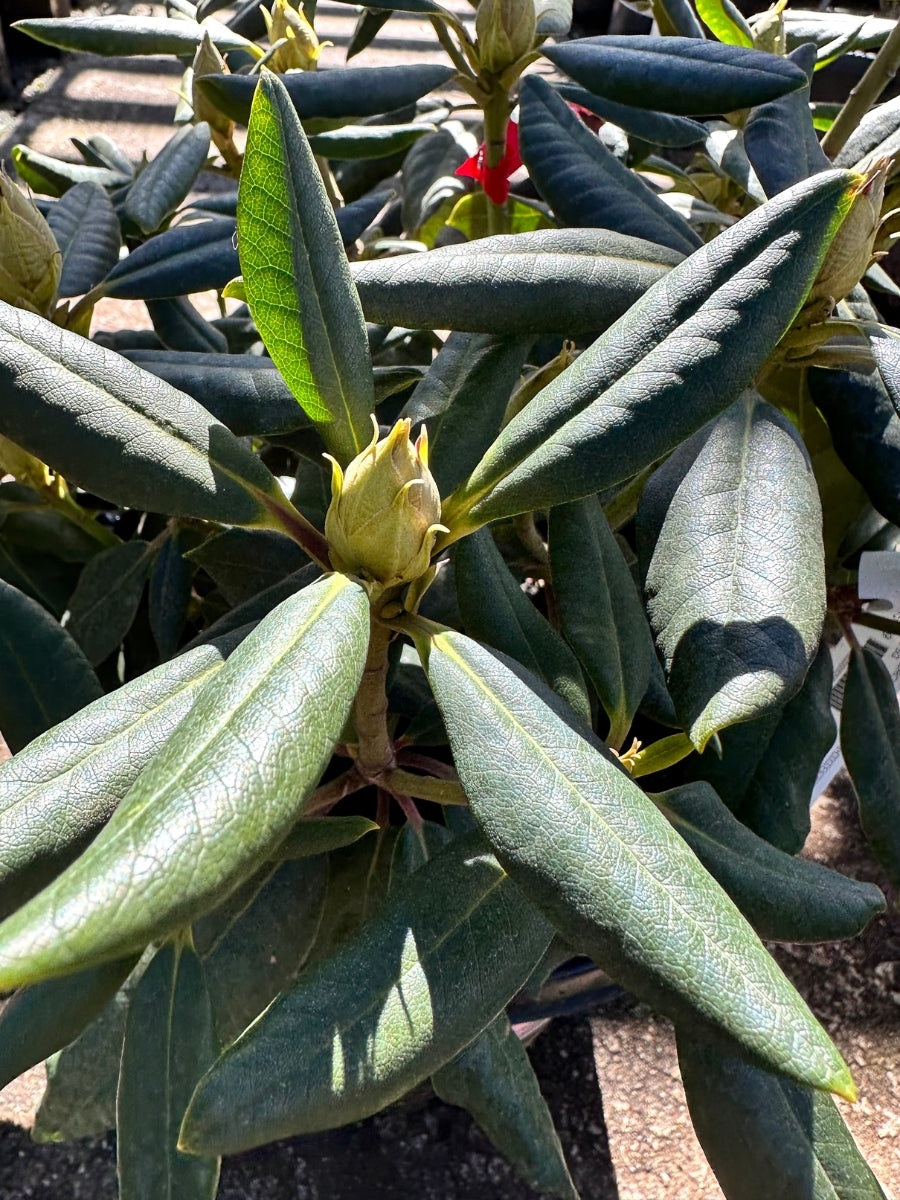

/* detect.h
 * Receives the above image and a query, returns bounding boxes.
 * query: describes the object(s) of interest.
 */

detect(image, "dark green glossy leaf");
[189,528,308,605]
[550,496,654,749]
[147,295,228,354]
[304,830,399,968]
[686,642,836,854]
[0,633,242,921]
[14,15,257,56]
[450,171,853,526]
[74,133,134,177]
[835,95,900,168]
[275,815,378,859]
[678,1027,888,1200]
[641,394,825,750]
[0,574,369,988]
[347,8,391,59]
[455,528,591,726]
[654,782,885,942]
[432,1015,578,1200]
[704,124,765,203]
[124,123,211,235]
[239,72,372,459]
[67,539,155,665]
[101,216,239,299]
[555,83,707,147]
[12,144,130,198]
[695,0,753,45]
[519,76,701,255]
[149,531,193,660]
[0,579,102,755]
[808,364,900,528]
[118,942,220,1200]
[0,956,136,1091]
[46,182,121,299]
[351,228,681,335]
[180,835,553,1153]
[401,333,531,497]
[423,631,854,1099]
[400,123,476,236]
[184,564,319,649]
[0,302,292,528]
[32,961,145,1143]
[841,640,900,888]
[536,0,573,36]
[199,857,328,1046]
[544,36,808,116]
[744,45,828,198]
[654,0,705,38]
[196,63,455,126]
[0,538,79,618]
[308,122,433,159]
[123,352,308,438]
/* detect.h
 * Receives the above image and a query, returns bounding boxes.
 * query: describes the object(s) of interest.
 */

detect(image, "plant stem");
[483,89,511,236]
[383,768,467,806]
[354,613,396,780]
[315,155,344,208]
[513,511,549,570]
[822,15,900,159]
[261,493,331,568]
[303,766,366,815]
[430,16,478,80]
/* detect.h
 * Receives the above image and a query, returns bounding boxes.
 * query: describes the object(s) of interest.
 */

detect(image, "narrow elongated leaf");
[67,540,155,665]
[12,144,131,197]
[118,942,220,1200]
[453,171,851,555]
[695,0,753,44]
[347,8,391,58]
[308,122,433,159]
[641,394,825,749]
[149,531,193,660]
[199,857,327,1046]
[455,529,591,726]
[744,45,828,198]
[0,574,369,989]
[654,783,885,942]
[704,125,765,204]
[870,337,900,421]
[423,631,855,1100]
[46,182,121,298]
[536,0,573,36]
[239,72,372,460]
[519,76,701,255]
[544,36,808,115]
[14,16,257,56]
[686,642,836,854]
[189,528,307,605]
[0,956,136,1090]
[555,84,707,147]
[550,496,654,749]
[808,364,900,528]
[123,352,307,438]
[196,64,455,126]
[841,641,900,888]
[184,564,318,648]
[147,295,228,354]
[124,123,211,235]
[835,95,900,169]
[33,962,145,1143]
[782,11,895,55]
[275,815,378,859]
[180,835,553,1154]
[0,302,292,528]
[678,1028,889,1200]
[0,579,102,755]
[101,216,239,299]
[432,1015,578,1200]
[352,228,681,335]
[0,634,241,920]
[401,333,531,496]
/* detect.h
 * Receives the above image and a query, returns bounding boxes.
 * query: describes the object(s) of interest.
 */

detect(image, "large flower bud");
[475,0,537,74]
[264,0,324,72]
[802,160,888,320]
[0,173,61,316]
[325,418,447,588]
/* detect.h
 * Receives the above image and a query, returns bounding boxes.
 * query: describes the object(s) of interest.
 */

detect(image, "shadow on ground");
[0,1015,618,1200]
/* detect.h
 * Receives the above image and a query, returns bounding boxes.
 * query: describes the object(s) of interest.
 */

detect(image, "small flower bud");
[475,0,537,75]
[324,418,447,588]
[803,159,888,319]
[191,34,234,140]
[0,172,61,317]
